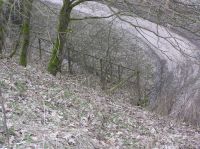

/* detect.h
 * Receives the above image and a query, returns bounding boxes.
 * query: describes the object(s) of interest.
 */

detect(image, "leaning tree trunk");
[47,0,72,76]
[19,0,33,66]
[0,0,4,55]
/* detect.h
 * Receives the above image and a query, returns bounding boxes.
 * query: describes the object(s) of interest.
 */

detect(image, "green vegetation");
[64,89,74,98]
[47,38,61,75]
[47,0,71,75]
[0,0,3,7]
[19,0,33,66]
[14,80,27,93]
[19,24,29,66]
[137,95,148,107]
[23,133,33,142]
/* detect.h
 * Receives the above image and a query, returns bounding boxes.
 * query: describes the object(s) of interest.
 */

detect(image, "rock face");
[111,0,200,126]
[34,0,200,126]
[111,0,200,40]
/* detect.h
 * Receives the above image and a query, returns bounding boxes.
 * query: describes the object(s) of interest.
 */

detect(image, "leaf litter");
[0,59,199,149]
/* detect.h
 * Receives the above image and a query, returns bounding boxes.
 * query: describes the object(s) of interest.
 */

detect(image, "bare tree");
[47,0,72,75]
[19,0,33,66]
[0,0,4,55]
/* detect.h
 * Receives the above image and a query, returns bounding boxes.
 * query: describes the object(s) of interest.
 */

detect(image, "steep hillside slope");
[35,0,200,126]
[0,59,200,148]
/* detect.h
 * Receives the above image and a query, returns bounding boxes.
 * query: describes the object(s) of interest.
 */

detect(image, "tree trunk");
[9,31,21,58]
[48,0,71,76]
[19,0,33,66]
[0,0,4,55]
[9,0,23,58]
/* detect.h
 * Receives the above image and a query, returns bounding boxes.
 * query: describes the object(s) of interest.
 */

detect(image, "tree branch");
[71,12,119,21]
[70,0,93,8]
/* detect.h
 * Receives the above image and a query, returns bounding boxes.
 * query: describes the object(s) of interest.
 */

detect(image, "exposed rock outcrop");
[28,0,200,126]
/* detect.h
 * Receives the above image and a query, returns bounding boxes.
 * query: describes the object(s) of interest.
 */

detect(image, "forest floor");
[0,59,200,149]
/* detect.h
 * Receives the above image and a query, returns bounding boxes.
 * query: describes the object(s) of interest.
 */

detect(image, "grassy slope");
[0,59,200,148]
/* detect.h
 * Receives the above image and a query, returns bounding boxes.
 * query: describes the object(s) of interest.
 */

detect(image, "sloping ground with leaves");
[0,59,200,149]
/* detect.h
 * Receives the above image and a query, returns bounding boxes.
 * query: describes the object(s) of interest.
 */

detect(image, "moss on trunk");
[19,23,30,66]
[47,38,61,75]
[0,0,4,54]
[47,0,71,75]
[19,0,33,66]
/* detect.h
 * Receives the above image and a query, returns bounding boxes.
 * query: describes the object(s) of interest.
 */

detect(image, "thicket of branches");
[1,0,199,70]
[0,0,198,105]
